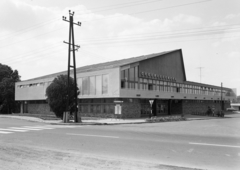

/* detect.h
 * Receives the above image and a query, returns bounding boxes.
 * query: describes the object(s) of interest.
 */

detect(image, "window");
[160,81,163,91]
[156,80,160,91]
[164,82,167,91]
[96,75,102,95]
[129,67,134,81]
[121,70,125,88]
[82,77,89,95]
[102,74,108,94]
[152,80,156,90]
[135,66,138,82]
[148,79,153,90]
[89,76,96,95]
[139,78,143,90]
[144,79,148,90]
[77,78,82,95]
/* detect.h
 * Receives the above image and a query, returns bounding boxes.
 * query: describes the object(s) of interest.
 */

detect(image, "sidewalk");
[0,115,146,125]
[0,112,239,125]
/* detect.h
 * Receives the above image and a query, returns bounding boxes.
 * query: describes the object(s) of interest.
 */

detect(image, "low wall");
[28,103,53,115]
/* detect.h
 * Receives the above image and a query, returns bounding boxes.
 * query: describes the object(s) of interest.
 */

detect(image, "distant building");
[15,49,236,118]
[230,103,240,111]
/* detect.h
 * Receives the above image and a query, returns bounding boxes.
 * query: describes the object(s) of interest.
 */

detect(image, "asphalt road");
[0,113,240,170]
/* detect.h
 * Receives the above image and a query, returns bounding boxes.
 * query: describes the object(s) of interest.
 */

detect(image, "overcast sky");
[0,0,239,95]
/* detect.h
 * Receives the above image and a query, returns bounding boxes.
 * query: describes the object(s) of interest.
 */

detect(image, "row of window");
[120,66,232,97]
[17,82,51,88]
[121,79,227,96]
[79,104,114,114]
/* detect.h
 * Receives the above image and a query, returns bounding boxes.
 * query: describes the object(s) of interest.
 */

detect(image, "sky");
[0,0,239,95]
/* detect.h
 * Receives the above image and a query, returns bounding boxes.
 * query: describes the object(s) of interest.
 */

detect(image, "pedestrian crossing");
[0,125,75,135]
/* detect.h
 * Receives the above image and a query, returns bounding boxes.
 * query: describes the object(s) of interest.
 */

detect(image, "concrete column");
[168,100,172,115]
[20,101,23,114]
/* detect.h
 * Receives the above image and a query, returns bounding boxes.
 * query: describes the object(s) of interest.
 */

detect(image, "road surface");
[0,113,239,170]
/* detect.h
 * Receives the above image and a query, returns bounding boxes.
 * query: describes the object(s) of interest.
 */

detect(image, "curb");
[50,121,147,126]
[1,115,218,125]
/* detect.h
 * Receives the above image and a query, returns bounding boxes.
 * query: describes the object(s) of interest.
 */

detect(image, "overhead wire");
[0,0,163,41]
[75,0,163,15]
[76,23,240,42]
[1,43,64,63]
[81,0,212,22]
[77,25,240,46]
[81,34,240,48]
[3,0,234,66]
[0,27,63,49]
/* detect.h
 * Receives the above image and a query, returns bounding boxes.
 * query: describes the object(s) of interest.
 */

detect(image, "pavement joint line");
[67,133,119,139]
[189,142,240,148]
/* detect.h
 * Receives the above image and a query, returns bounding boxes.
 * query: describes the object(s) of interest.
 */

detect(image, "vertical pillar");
[168,99,172,115]
[20,101,23,114]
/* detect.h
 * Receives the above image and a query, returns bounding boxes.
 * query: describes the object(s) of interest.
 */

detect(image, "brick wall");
[182,100,230,115]
[171,100,182,115]
[28,103,53,115]
[121,102,141,118]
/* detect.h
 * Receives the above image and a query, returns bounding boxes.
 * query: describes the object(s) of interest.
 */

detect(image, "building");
[230,103,240,111]
[15,49,236,118]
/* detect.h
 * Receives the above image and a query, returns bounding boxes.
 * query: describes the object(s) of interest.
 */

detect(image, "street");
[0,113,240,170]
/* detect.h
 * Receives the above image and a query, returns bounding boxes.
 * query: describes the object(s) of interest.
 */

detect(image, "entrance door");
[156,100,168,116]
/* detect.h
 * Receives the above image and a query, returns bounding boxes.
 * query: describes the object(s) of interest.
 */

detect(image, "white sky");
[0,0,239,95]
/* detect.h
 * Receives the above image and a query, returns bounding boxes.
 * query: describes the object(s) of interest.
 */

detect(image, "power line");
[76,23,240,42]
[81,34,240,48]
[78,26,240,46]
[0,0,161,41]
[81,0,212,22]
[0,0,211,48]
[75,0,163,14]
[1,43,64,63]
[0,27,63,49]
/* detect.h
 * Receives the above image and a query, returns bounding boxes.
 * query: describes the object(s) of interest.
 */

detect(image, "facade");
[15,49,236,118]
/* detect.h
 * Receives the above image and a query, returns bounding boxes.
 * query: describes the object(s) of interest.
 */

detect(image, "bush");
[146,115,186,123]
[45,75,79,119]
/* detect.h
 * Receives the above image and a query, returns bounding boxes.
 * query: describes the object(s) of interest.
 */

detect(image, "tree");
[45,75,80,119]
[0,63,21,114]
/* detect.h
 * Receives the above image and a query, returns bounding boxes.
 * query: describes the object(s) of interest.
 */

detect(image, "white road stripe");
[67,133,119,139]
[9,127,55,130]
[0,128,28,132]
[189,142,240,148]
[0,131,13,134]
[23,126,54,129]
[8,127,43,131]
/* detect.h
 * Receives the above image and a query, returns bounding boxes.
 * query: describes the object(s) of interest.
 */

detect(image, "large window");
[82,77,89,95]
[96,75,102,95]
[102,74,109,94]
[77,78,82,95]
[89,76,96,95]
[78,74,109,96]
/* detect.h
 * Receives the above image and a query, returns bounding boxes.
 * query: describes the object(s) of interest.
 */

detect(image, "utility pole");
[221,82,223,111]
[197,67,204,83]
[63,10,81,123]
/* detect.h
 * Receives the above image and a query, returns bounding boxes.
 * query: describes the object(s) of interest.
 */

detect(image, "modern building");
[15,49,236,118]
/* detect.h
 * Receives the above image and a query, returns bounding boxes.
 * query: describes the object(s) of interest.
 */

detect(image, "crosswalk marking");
[8,127,44,131]
[0,131,13,134]
[0,125,75,135]
[0,128,28,132]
